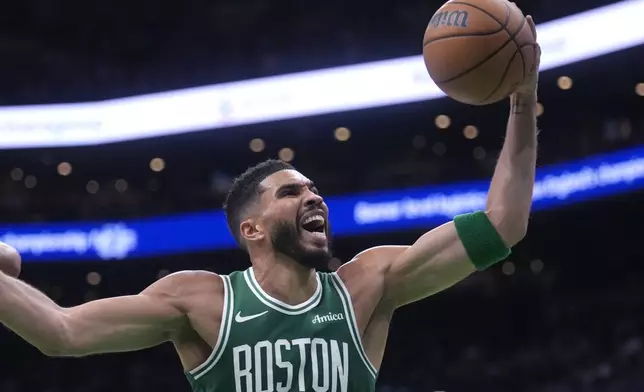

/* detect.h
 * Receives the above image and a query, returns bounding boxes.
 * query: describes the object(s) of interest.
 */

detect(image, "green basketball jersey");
[185,268,378,392]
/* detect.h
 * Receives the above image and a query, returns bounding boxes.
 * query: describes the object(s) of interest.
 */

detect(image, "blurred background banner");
[4,145,644,262]
[0,0,642,149]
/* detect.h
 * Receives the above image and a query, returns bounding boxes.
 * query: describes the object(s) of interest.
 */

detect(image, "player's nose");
[303,190,323,207]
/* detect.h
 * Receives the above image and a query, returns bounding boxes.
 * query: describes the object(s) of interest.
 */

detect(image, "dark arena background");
[0,0,643,391]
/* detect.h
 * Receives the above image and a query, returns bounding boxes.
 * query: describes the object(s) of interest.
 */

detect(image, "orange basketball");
[423,0,536,105]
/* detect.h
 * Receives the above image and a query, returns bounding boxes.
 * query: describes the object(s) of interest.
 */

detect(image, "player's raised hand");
[514,15,541,96]
[0,242,21,277]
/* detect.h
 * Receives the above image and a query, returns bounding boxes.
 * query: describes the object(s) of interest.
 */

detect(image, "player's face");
[257,170,332,269]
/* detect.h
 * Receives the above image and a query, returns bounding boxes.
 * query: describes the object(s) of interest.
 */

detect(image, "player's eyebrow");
[275,181,317,195]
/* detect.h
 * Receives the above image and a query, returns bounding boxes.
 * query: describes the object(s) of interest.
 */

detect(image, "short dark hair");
[223,159,294,248]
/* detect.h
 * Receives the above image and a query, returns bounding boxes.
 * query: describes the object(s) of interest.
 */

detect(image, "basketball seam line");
[476,1,529,97]
[476,6,528,104]
[478,49,521,103]
[431,1,512,84]
[481,42,534,103]
[423,28,504,47]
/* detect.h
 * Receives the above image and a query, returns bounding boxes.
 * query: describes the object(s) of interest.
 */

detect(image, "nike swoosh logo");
[235,311,268,323]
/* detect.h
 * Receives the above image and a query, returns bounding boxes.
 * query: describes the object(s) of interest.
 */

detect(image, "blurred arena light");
[278,148,295,162]
[57,162,72,176]
[115,179,128,193]
[435,115,450,129]
[536,102,544,116]
[86,272,102,286]
[24,175,36,189]
[502,261,516,275]
[86,180,99,194]
[0,0,642,149]
[557,76,573,90]
[636,83,644,96]
[249,138,265,152]
[473,146,486,160]
[463,125,478,139]
[10,168,23,181]
[412,135,426,149]
[530,259,545,274]
[149,158,165,172]
[334,127,351,141]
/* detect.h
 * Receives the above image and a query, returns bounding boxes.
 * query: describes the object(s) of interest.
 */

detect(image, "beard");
[270,220,333,270]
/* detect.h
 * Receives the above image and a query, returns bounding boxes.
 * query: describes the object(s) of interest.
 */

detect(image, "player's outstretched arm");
[375,18,542,308]
[0,269,202,357]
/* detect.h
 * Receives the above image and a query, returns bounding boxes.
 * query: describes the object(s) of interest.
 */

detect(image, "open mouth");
[301,214,326,234]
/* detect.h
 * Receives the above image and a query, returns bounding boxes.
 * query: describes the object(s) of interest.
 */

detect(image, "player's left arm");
[379,19,541,308]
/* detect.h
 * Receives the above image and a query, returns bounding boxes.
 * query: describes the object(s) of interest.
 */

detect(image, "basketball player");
[0,20,540,392]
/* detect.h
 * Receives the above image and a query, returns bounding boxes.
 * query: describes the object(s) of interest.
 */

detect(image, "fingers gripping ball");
[423,0,537,105]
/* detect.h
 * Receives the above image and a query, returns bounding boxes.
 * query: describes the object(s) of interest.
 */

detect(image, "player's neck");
[250,256,317,306]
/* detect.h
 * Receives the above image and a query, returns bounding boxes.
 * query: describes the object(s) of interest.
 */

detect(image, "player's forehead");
[260,169,312,192]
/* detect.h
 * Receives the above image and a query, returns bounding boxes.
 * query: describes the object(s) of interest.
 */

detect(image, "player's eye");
[278,187,299,197]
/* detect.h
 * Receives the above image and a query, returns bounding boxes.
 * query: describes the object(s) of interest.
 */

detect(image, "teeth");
[310,231,326,239]
[303,215,325,225]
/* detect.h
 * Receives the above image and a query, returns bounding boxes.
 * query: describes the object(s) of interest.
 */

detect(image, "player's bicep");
[382,221,475,308]
[61,275,189,356]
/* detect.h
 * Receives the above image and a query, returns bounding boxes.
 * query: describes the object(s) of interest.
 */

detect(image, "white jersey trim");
[244,268,322,315]
[330,273,378,379]
[189,275,234,380]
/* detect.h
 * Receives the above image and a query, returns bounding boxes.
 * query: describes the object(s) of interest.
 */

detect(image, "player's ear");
[240,218,265,243]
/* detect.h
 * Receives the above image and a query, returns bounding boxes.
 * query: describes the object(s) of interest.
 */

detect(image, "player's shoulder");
[160,269,222,282]
[340,245,409,270]
[336,245,410,280]
[148,269,225,297]
[352,245,409,262]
